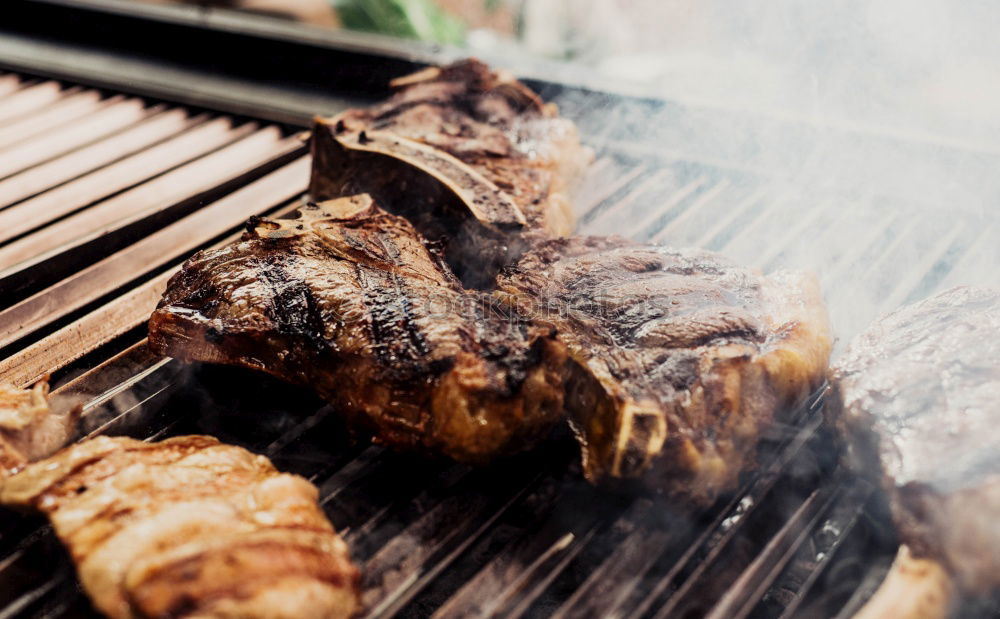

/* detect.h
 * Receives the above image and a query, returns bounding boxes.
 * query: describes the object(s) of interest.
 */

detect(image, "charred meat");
[834,286,1000,596]
[309,59,592,287]
[149,197,830,496]
[148,195,568,463]
[0,435,361,618]
[0,380,79,474]
[496,236,832,503]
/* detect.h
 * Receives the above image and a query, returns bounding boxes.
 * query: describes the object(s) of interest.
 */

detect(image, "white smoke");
[474,0,1000,349]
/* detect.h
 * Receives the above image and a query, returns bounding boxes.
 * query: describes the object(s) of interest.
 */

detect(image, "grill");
[0,1,997,617]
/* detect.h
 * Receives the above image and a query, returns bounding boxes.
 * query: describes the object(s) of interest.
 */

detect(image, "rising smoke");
[479,0,1000,349]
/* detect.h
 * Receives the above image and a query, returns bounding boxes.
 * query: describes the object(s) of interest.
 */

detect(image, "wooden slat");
[0,125,298,270]
[0,156,309,350]
[0,96,156,180]
[0,107,197,208]
[0,81,65,124]
[0,116,239,244]
[0,197,305,388]
[0,89,104,146]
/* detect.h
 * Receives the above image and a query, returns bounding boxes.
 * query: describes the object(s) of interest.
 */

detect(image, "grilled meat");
[834,286,1000,596]
[148,195,568,463]
[0,380,79,474]
[309,59,592,287]
[496,236,832,502]
[0,435,361,618]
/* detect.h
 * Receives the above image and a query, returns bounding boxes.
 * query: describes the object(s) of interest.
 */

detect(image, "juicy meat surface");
[148,195,567,463]
[833,286,1000,594]
[0,435,360,619]
[496,236,832,503]
[0,380,79,474]
[309,59,592,287]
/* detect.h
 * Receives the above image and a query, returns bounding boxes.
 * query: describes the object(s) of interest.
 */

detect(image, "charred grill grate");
[0,69,911,619]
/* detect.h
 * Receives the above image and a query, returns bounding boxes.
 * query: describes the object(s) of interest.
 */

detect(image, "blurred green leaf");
[335,0,466,45]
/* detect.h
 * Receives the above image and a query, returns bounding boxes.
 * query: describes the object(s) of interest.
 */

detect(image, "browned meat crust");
[0,380,79,474]
[148,195,568,463]
[0,435,361,619]
[833,286,1000,595]
[496,236,832,503]
[309,59,592,287]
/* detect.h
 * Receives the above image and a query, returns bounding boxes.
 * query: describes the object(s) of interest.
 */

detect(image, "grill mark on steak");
[497,236,831,502]
[257,256,329,352]
[149,195,567,464]
[354,263,431,379]
[369,228,433,369]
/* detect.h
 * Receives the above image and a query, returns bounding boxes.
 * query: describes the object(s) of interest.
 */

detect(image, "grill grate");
[0,70,964,618]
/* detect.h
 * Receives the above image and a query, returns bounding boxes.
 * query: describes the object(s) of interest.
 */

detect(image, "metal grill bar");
[771,479,875,618]
[575,159,647,220]
[0,74,23,98]
[0,88,106,145]
[0,94,158,180]
[0,82,65,124]
[0,155,307,350]
[0,123,288,269]
[0,107,197,209]
[0,115,230,242]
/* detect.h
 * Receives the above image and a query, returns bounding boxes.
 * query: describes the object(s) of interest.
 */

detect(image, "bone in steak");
[833,286,1000,596]
[148,195,568,463]
[309,59,592,288]
[0,435,361,619]
[496,236,832,503]
[149,201,831,498]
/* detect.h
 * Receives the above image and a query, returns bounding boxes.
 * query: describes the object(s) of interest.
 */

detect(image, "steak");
[148,195,568,463]
[496,236,832,503]
[833,286,1000,595]
[309,59,592,287]
[150,201,831,498]
[0,435,360,618]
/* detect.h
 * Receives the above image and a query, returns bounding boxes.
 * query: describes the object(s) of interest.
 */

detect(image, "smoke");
[480,0,1000,348]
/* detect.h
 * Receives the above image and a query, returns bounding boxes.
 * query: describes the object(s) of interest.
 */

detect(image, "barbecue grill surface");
[0,12,997,613]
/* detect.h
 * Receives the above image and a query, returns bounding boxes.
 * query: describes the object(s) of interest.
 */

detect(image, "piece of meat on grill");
[833,286,1000,614]
[309,59,592,288]
[0,435,361,619]
[495,236,832,503]
[0,379,80,474]
[148,194,568,463]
